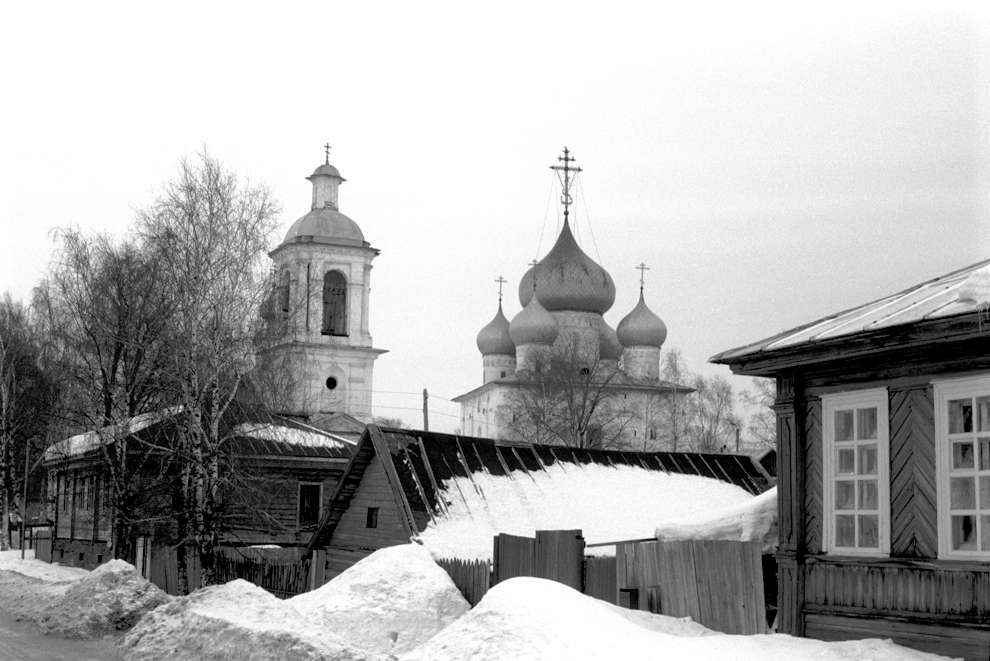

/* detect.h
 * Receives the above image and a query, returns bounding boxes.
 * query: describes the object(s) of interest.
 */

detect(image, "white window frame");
[933,374,990,560]
[822,388,890,556]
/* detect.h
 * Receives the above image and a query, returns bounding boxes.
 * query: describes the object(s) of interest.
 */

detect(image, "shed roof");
[307,425,773,551]
[711,258,990,371]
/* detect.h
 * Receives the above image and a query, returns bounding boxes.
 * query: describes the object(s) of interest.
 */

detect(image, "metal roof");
[711,258,990,365]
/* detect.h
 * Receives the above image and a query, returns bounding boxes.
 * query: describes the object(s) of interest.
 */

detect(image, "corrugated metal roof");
[712,258,990,364]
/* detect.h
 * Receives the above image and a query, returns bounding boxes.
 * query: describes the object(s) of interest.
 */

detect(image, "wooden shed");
[306,424,773,581]
[711,258,990,659]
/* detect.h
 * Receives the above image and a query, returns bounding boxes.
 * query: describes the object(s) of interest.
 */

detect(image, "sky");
[2,1,989,433]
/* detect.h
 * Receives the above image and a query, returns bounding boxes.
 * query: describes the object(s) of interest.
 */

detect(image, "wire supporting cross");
[495,276,507,303]
[636,262,650,293]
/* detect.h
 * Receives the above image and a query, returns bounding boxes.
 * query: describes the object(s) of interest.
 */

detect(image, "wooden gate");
[493,530,584,591]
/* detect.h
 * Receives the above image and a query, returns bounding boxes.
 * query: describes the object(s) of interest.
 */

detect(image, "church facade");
[453,150,690,450]
[258,153,386,437]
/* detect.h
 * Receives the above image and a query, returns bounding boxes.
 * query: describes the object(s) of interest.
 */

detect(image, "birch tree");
[138,152,278,591]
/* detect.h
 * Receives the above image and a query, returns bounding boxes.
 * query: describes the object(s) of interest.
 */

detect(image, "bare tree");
[503,345,635,449]
[740,377,775,449]
[0,295,55,550]
[685,373,739,453]
[657,348,692,451]
[138,152,278,591]
[34,230,174,561]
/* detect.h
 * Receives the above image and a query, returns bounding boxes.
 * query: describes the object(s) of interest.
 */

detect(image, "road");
[0,609,116,661]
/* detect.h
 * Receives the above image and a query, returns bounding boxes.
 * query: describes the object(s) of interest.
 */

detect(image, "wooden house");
[306,424,773,581]
[43,410,353,569]
[711,258,990,660]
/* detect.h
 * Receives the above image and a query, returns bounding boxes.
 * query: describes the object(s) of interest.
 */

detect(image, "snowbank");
[121,579,373,661]
[0,548,89,583]
[37,559,172,638]
[403,577,950,661]
[654,486,778,552]
[290,543,469,654]
[417,464,754,559]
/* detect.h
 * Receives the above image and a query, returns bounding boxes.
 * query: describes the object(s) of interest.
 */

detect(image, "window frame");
[297,482,323,528]
[933,374,990,560]
[821,387,891,556]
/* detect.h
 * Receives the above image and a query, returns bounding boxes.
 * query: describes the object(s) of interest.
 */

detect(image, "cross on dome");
[636,262,650,293]
[549,146,582,221]
[323,143,332,165]
[495,275,507,303]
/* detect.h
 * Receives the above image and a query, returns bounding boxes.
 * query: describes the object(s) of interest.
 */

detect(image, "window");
[278,270,291,319]
[366,507,379,528]
[822,388,889,555]
[934,375,990,559]
[321,271,348,336]
[298,483,322,527]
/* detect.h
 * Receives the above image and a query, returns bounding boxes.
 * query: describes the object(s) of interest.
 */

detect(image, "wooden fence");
[436,557,491,605]
[148,544,311,598]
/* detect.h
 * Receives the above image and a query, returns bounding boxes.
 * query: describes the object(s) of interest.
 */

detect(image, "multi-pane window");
[934,376,990,559]
[822,389,890,555]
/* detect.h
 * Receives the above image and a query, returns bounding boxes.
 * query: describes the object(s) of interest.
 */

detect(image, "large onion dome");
[518,221,616,314]
[476,303,515,355]
[617,292,667,348]
[598,319,623,361]
[509,296,559,346]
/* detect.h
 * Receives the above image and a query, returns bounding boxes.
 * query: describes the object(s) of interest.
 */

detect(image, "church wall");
[550,310,601,366]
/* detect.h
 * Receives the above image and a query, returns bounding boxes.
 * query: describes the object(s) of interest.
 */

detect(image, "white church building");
[453,149,690,450]
[257,151,386,438]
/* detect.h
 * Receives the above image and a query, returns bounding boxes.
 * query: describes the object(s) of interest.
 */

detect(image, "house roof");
[307,425,773,551]
[452,371,693,402]
[44,410,353,465]
[710,258,990,373]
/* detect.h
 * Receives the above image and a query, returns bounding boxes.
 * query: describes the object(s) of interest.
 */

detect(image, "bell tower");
[259,147,386,426]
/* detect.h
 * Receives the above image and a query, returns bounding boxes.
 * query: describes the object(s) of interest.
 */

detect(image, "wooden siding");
[327,455,411,552]
[803,398,822,555]
[804,613,990,661]
[888,386,938,558]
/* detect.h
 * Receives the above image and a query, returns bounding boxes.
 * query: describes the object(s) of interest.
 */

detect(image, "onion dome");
[598,319,623,361]
[509,296,559,346]
[476,303,515,355]
[310,163,342,178]
[617,292,667,348]
[518,221,616,314]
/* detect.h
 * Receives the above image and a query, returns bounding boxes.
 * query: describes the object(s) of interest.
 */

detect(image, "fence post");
[309,550,327,591]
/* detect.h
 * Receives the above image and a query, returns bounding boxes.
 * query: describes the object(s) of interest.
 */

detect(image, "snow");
[403,577,951,661]
[0,549,89,583]
[655,486,778,552]
[233,422,350,449]
[44,407,183,461]
[121,579,373,661]
[36,559,171,638]
[417,463,755,560]
[289,543,470,655]
[957,264,990,305]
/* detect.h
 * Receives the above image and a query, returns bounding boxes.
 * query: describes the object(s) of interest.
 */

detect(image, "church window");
[500,371,507,378]
[278,270,291,318]
[322,271,348,336]
[649,427,657,440]
[325,377,338,390]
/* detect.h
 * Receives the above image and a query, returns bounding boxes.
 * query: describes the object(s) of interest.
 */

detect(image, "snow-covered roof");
[712,257,990,367]
[418,463,756,560]
[44,408,183,462]
[231,423,351,450]
[654,486,777,553]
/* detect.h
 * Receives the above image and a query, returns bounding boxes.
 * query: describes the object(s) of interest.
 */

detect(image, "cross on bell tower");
[323,143,332,165]
[549,146,582,222]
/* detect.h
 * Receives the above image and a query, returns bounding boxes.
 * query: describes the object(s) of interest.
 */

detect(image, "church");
[257,149,387,439]
[453,149,690,450]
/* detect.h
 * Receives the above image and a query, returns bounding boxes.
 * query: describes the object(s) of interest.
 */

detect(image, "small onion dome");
[518,221,616,314]
[617,292,667,348]
[476,303,515,355]
[598,319,623,361]
[509,296,559,346]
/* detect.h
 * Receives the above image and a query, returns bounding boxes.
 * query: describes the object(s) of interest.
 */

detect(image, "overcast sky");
[2,1,989,432]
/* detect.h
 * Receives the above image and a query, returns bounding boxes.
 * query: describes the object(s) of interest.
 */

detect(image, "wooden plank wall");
[493,533,536,583]
[803,398,822,554]
[328,455,412,551]
[616,539,766,635]
[534,530,583,590]
[583,556,617,604]
[805,613,990,661]
[436,557,491,606]
[888,386,937,558]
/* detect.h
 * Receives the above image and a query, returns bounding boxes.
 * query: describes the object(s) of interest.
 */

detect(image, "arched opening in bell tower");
[322,270,348,336]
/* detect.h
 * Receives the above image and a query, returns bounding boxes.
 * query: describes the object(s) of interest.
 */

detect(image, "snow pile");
[121,579,373,661]
[0,548,89,582]
[290,543,469,655]
[957,264,990,306]
[654,486,778,552]
[233,422,350,449]
[403,577,950,661]
[417,463,754,559]
[37,559,172,638]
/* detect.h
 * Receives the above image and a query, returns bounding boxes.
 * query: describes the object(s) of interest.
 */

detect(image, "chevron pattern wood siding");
[889,386,937,558]
[804,399,823,554]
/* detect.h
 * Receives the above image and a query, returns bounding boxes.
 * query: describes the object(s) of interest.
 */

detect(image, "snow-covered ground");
[0,549,89,582]
[418,463,756,559]
[0,544,955,660]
